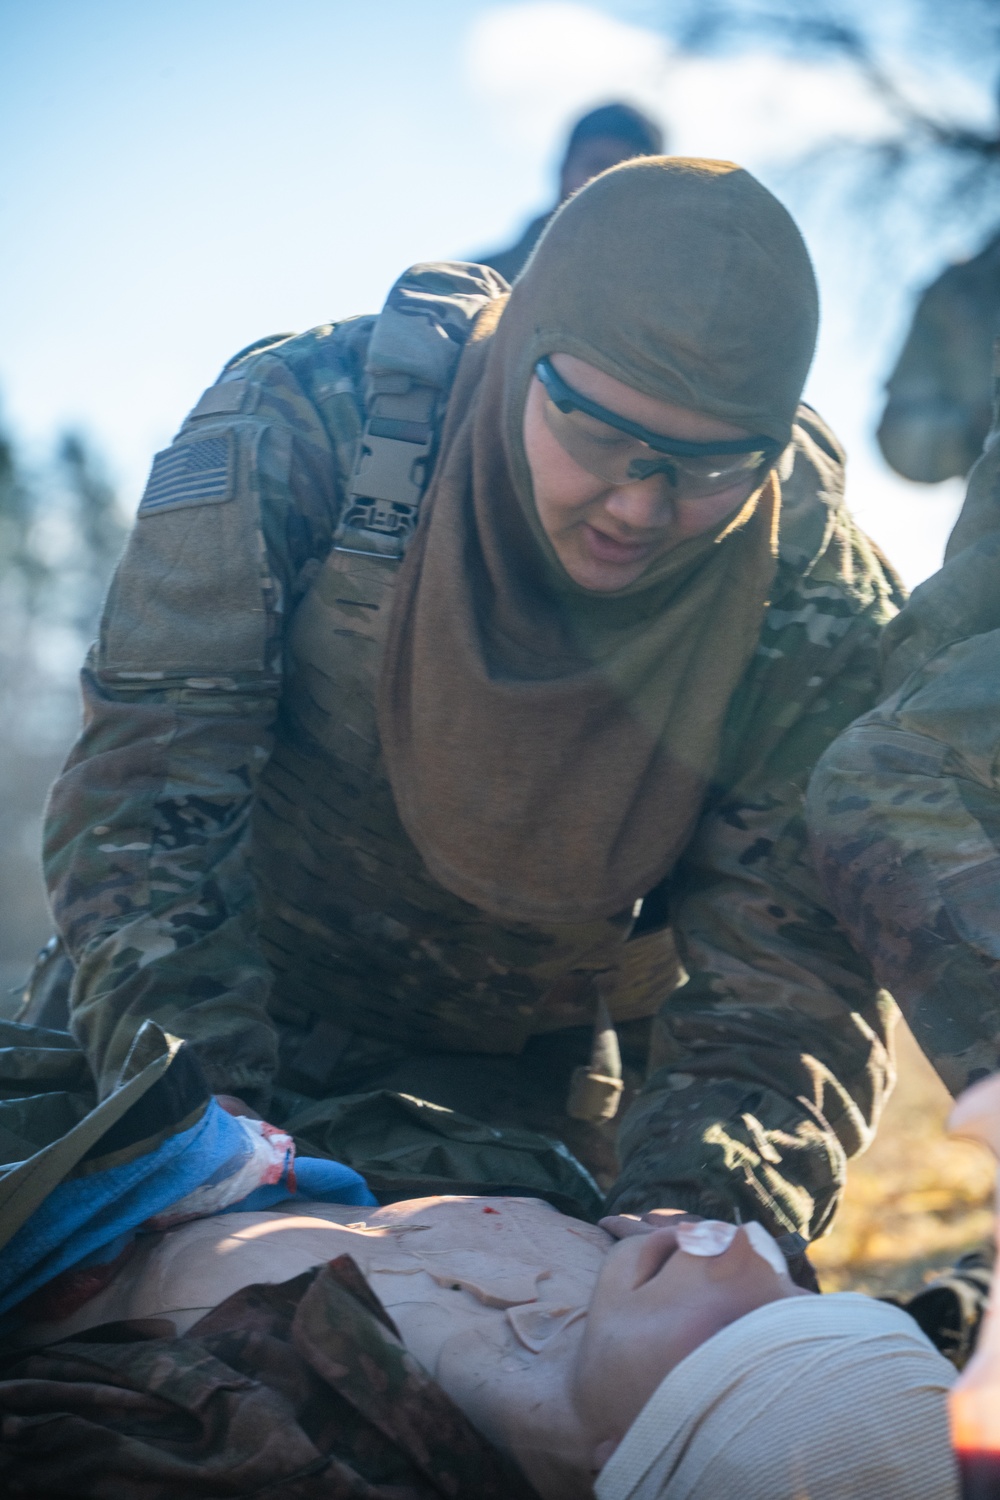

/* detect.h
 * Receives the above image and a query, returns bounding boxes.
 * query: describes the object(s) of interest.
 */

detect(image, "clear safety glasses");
[535,357,781,498]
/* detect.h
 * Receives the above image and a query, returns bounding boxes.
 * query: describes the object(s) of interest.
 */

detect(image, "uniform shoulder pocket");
[100,423,285,681]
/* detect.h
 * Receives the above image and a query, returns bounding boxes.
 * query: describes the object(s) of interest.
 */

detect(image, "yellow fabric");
[596,1293,958,1500]
[377,158,818,924]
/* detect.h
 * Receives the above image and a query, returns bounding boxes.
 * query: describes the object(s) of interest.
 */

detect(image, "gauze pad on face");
[674,1219,787,1276]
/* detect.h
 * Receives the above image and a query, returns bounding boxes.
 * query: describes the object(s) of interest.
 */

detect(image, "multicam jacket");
[44,263,904,1241]
[807,433,1000,1101]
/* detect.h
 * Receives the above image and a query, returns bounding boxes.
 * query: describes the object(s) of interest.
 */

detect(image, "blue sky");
[0,0,991,584]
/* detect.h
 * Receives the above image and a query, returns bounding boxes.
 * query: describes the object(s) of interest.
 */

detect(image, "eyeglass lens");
[542,398,768,496]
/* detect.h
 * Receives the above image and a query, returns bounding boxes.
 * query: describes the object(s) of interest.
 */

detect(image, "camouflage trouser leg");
[895,1246,996,1370]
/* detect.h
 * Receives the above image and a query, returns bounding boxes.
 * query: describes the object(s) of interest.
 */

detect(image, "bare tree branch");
[666,0,1000,185]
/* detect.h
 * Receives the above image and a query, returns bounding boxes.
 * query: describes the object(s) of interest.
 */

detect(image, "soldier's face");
[523,353,763,592]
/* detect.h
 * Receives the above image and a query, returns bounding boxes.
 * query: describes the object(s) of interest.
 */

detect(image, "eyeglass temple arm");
[535,357,777,460]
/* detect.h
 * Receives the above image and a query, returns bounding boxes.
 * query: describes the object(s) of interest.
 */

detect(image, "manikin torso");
[24,1196,612,1499]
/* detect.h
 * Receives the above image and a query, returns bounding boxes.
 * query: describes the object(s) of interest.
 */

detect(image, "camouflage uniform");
[807,433,1000,1099]
[0,1256,538,1498]
[878,228,1000,483]
[43,263,904,1240]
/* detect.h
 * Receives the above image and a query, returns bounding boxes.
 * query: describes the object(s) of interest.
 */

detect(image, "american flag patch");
[138,433,234,515]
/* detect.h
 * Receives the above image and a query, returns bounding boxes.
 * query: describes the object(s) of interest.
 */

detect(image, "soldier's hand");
[598,1208,704,1239]
[215,1093,264,1121]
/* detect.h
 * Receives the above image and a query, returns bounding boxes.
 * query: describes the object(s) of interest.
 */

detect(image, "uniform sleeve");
[43,348,346,1104]
[608,518,902,1241]
[807,536,1000,1104]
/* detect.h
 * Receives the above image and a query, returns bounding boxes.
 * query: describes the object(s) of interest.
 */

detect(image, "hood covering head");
[515,154,817,449]
[594,1293,958,1500]
[377,158,819,925]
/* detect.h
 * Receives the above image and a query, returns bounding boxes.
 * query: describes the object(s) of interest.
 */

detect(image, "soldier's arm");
[608,520,902,1241]
[44,338,351,1105]
[807,535,1000,1102]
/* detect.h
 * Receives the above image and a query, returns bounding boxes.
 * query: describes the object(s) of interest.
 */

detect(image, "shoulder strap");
[221,330,296,373]
[334,261,508,559]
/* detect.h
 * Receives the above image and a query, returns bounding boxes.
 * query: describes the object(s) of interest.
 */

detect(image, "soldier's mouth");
[582,524,663,564]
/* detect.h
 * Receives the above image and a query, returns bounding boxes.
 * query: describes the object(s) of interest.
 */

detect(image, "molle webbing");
[252,265,672,1056]
[334,261,509,558]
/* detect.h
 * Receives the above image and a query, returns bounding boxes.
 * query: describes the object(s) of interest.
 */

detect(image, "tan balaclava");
[595,1293,958,1500]
[378,158,819,925]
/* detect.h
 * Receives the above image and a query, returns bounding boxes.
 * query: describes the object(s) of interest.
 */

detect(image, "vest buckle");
[334,384,437,559]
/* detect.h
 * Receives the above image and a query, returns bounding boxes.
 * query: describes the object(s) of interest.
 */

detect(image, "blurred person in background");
[477,102,665,283]
[33,158,906,1263]
[877,226,1000,483]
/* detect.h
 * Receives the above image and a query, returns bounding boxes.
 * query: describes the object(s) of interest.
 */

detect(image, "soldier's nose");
[602,479,673,531]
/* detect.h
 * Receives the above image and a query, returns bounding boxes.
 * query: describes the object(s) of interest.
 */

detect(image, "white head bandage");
[595,1292,958,1500]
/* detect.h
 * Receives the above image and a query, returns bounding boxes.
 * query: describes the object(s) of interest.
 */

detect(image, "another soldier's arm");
[44,345,346,1104]
[807,538,1000,1101]
[608,532,900,1241]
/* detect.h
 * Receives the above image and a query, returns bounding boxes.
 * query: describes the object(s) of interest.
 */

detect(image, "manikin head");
[570,1219,805,1472]
[558,1218,956,1500]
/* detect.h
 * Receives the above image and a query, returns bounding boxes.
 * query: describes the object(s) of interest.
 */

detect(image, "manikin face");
[522,353,764,592]
[572,1220,809,1471]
